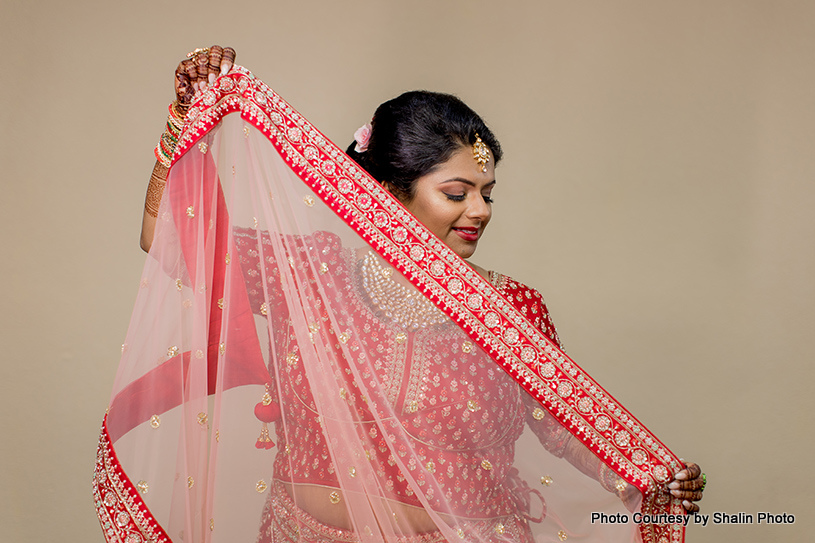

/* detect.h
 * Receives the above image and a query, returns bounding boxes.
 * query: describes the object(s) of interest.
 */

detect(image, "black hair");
[346,91,502,200]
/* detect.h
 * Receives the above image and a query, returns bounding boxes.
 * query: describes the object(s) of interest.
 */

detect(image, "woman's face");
[396,146,495,259]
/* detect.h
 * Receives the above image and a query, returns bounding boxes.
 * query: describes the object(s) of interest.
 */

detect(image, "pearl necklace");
[359,251,446,330]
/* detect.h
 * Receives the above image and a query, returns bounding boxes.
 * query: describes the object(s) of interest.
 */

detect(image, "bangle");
[153,102,187,167]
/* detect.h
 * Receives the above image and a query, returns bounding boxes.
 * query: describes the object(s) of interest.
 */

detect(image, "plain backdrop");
[2,1,813,542]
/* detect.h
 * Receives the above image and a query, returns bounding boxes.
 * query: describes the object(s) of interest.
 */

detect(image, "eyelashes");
[444,193,494,204]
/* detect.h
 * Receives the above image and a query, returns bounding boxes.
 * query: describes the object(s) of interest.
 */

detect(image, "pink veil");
[94,67,687,543]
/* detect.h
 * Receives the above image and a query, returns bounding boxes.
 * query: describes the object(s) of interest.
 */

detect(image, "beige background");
[2,1,813,541]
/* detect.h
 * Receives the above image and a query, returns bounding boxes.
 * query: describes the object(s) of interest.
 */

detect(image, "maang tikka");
[472,133,490,173]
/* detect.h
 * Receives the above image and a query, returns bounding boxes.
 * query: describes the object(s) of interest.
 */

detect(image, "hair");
[346,91,502,200]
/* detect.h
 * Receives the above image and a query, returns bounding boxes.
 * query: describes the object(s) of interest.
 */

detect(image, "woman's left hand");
[668,461,705,512]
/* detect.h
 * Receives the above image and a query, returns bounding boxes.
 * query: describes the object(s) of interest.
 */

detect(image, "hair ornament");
[472,133,490,173]
[354,123,373,153]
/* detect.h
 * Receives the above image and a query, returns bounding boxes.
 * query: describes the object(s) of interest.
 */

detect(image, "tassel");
[255,383,281,449]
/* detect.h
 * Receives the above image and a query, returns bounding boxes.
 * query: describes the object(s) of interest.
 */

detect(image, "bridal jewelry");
[472,133,490,173]
[360,251,445,330]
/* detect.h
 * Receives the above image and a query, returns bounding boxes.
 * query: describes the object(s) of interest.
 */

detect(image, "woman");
[96,46,703,543]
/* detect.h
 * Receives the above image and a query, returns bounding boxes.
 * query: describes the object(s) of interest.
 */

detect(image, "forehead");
[424,147,496,184]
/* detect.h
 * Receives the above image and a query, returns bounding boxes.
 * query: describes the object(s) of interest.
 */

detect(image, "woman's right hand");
[174,46,236,112]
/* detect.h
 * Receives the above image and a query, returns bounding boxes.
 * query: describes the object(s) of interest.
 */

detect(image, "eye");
[444,193,466,202]
[483,195,494,204]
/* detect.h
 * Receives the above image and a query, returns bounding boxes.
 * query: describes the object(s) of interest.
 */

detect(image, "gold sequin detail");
[558,530,568,541]
[309,323,320,333]
[167,346,179,358]
[339,388,347,399]
[225,252,230,264]
[217,298,224,309]
[136,480,148,494]
[256,480,268,493]
[286,353,299,366]
[395,332,407,344]
[494,523,505,535]
[187,476,194,488]
[219,343,226,355]
[121,343,127,353]
[406,401,418,413]
[338,332,350,344]
[176,279,183,291]
[348,466,357,477]
[532,407,546,421]
[210,518,214,531]
[456,528,465,539]
[467,399,480,412]
[260,302,268,316]
[329,491,341,504]
[243,125,250,138]
[150,415,161,429]
[462,341,474,354]
[541,475,553,486]
[197,412,208,426]
[425,461,436,473]
[615,479,628,493]
[303,195,315,207]
[320,263,328,274]
[186,205,195,218]
[198,142,208,153]
[215,430,220,442]
[481,459,493,471]
[253,216,258,228]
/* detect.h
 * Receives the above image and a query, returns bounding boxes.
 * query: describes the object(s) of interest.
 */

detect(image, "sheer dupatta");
[94,67,686,543]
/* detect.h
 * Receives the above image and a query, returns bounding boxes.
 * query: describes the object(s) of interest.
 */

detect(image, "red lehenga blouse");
[94,67,688,543]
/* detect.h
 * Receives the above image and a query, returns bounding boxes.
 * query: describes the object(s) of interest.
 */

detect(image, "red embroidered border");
[168,67,684,543]
[93,417,171,543]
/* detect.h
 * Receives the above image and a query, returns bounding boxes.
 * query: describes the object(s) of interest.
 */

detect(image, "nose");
[466,195,491,222]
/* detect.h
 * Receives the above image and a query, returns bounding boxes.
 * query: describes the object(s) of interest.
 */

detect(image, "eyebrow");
[439,178,496,188]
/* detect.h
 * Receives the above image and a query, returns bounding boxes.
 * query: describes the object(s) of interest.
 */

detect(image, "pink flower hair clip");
[354,123,372,153]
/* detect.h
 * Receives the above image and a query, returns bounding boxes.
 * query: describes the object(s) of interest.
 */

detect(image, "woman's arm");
[139,46,236,253]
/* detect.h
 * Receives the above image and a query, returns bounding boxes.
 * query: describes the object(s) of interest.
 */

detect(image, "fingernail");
[670,490,681,497]
[668,482,679,489]
[209,73,216,85]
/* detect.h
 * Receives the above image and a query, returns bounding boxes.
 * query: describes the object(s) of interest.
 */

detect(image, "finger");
[208,45,223,86]
[683,500,700,513]
[184,59,199,94]
[196,51,209,90]
[221,47,236,76]
[671,489,704,501]
[668,477,704,491]
[684,463,702,480]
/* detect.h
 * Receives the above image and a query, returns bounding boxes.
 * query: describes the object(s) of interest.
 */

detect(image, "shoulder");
[489,271,562,348]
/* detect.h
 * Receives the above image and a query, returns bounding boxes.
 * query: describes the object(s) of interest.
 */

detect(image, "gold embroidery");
[176,279,183,291]
[210,518,214,531]
[481,459,493,471]
[225,252,230,265]
[425,461,436,473]
[167,346,179,358]
[395,332,407,344]
[136,480,148,494]
[532,407,546,420]
[329,491,341,504]
[348,467,356,477]
[198,142,208,153]
[541,475,553,486]
[494,523,505,535]
[462,340,474,353]
[197,412,208,426]
[243,125,250,138]
[150,415,161,429]
[286,353,299,366]
[558,530,568,541]
[303,195,315,207]
[219,343,226,355]
[467,399,480,412]
[217,298,224,309]
[256,480,268,493]
[186,206,195,218]
[187,476,194,488]
[456,528,466,539]
[320,263,329,274]
[260,302,268,316]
